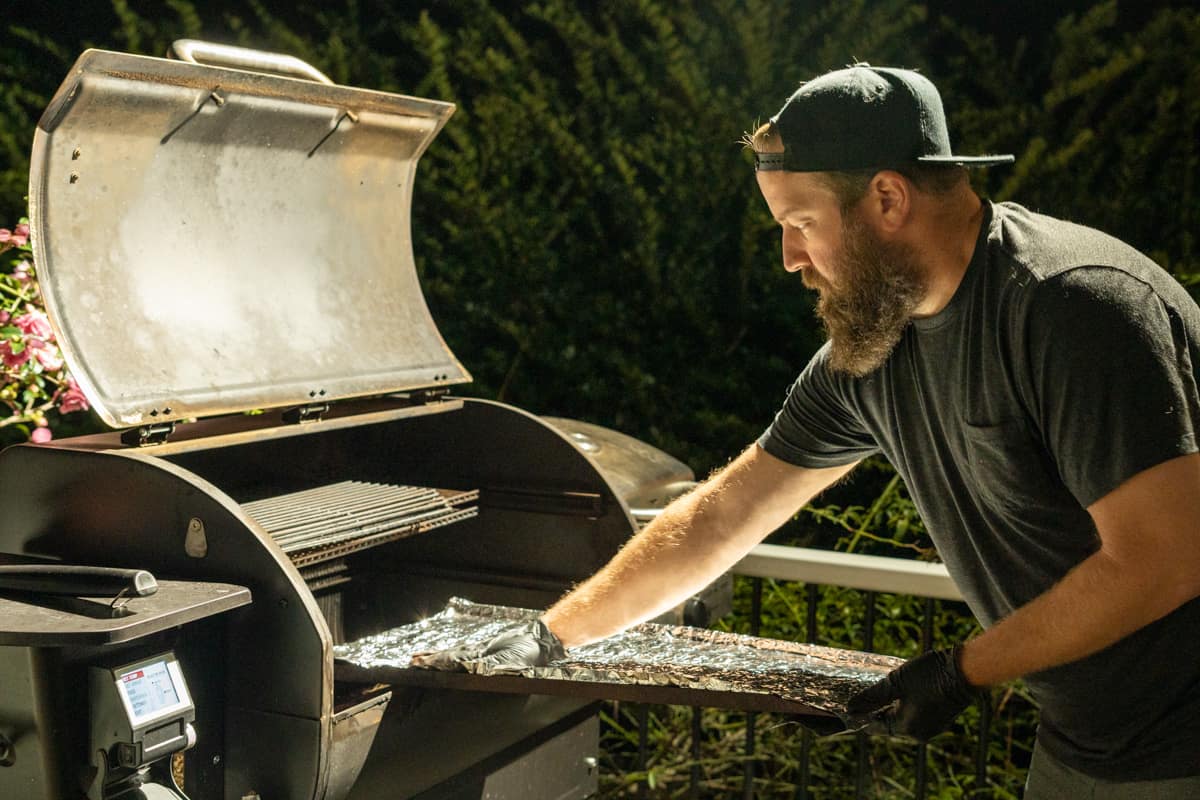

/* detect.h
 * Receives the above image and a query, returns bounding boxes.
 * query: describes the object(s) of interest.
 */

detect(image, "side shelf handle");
[0,565,157,597]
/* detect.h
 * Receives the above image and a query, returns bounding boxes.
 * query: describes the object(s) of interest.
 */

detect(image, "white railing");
[733,543,963,600]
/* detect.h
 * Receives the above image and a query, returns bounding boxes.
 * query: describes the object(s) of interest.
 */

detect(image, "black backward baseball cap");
[754,64,1014,172]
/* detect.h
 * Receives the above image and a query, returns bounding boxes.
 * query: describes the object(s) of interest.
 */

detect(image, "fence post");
[915,596,935,798]
[975,694,992,798]
[855,591,878,799]
[635,704,649,796]
[743,577,764,799]
[793,583,822,800]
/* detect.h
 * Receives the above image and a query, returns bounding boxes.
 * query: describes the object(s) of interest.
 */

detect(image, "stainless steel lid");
[28,43,470,429]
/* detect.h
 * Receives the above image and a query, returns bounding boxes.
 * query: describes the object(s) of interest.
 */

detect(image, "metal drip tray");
[334,599,902,720]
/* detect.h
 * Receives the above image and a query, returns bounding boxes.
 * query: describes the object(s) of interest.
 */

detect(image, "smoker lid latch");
[282,402,331,425]
[120,422,176,447]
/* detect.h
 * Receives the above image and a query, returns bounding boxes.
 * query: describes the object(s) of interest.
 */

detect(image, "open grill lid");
[28,43,471,429]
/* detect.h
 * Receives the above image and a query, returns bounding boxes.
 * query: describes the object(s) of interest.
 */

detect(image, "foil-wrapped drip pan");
[334,598,902,722]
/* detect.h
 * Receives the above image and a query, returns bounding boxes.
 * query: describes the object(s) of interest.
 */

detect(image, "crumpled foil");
[334,598,902,718]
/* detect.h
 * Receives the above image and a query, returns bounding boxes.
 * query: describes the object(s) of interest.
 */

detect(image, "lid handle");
[168,39,333,85]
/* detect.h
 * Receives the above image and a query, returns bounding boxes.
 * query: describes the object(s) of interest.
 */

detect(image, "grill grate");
[243,480,478,569]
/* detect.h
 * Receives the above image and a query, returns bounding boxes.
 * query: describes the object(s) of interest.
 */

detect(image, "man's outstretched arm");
[543,445,857,648]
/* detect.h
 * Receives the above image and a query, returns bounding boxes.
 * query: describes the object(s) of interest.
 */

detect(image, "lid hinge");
[400,388,451,406]
[282,402,330,425]
[121,422,176,447]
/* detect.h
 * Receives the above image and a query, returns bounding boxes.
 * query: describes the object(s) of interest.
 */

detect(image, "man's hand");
[411,619,566,672]
[846,646,981,740]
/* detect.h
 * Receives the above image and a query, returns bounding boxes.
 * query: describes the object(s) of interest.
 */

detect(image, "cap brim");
[753,152,1016,172]
[918,154,1015,167]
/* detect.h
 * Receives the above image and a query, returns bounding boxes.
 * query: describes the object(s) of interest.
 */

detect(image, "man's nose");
[782,227,811,273]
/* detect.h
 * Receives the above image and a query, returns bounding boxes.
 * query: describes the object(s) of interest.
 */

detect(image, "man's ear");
[865,170,912,234]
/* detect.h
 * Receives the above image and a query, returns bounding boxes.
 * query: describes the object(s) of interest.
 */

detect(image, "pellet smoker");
[0,41,709,800]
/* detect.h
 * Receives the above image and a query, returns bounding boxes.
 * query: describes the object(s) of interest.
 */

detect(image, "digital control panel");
[115,657,190,725]
[88,651,196,799]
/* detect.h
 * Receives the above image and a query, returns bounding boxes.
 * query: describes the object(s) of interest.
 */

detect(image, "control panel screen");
[117,659,180,723]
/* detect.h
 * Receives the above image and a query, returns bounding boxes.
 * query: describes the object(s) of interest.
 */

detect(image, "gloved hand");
[411,619,566,673]
[845,646,982,740]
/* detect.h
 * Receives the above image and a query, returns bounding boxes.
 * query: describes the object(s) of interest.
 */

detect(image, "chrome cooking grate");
[242,480,478,568]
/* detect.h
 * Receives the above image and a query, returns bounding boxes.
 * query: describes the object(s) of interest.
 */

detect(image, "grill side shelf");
[241,481,479,570]
[0,579,251,646]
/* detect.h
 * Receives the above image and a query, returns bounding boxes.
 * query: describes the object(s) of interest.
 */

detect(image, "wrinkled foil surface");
[334,598,902,716]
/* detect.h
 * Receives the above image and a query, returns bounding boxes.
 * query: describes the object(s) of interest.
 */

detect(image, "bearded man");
[420,65,1200,795]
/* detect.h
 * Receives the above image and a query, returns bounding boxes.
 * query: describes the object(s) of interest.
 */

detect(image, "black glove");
[411,619,566,672]
[845,646,982,740]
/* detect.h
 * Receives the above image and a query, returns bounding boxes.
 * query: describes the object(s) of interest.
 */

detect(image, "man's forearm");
[958,546,1198,688]
[542,485,749,647]
[542,447,856,649]
[959,453,1200,688]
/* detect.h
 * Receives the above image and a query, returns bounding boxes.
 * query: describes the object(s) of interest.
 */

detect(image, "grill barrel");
[0,396,696,799]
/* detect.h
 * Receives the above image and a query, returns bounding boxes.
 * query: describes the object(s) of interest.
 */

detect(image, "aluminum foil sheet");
[334,598,902,721]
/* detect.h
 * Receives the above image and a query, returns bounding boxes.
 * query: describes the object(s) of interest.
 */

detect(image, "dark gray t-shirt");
[759,201,1200,780]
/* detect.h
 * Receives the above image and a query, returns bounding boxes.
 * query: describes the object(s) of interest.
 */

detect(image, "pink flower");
[30,426,52,444]
[0,229,9,243]
[14,311,52,340]
[29,339,63,371]
[0,311,9,324]
[10,262,30,284]
[0,340,28,368]
[57,378,89,414]
[11,224,28,247]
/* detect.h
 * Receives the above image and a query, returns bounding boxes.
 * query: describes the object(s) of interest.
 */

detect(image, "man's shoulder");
[980,202,1200,345]
[987,201,1160,284]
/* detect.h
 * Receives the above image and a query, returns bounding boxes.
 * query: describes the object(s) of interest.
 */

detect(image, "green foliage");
[800,458,933,558]
[6,1,1195,469]
[938,2,1200,284]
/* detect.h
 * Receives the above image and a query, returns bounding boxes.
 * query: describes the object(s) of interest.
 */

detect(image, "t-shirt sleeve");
[757,342,880,468]
[1024,267,1200,508]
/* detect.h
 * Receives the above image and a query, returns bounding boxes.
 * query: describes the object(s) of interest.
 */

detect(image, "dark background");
[2,0,1197,475]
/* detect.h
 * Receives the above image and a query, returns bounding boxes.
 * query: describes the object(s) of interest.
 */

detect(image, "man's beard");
[809,211,927,377]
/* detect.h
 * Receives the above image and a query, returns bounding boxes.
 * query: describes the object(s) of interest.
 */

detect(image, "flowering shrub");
[0,218,90,444]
